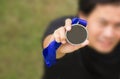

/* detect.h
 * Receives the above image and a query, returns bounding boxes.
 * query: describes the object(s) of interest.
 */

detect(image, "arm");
[43,34,66,59]
[42,17,89,79]
[43,19,89,59]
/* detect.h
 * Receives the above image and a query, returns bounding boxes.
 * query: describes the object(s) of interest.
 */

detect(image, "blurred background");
[0,0,77,79]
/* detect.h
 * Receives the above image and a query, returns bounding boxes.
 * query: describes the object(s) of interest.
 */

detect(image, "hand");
[53,19,89,58]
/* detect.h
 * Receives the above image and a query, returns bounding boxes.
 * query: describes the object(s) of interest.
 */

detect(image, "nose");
[103,26,114,38]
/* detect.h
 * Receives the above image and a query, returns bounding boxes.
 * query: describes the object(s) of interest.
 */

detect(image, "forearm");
[43,34,66,59]
[43,34,54,48]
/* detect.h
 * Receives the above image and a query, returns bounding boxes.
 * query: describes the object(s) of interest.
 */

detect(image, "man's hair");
[78,0,120,15]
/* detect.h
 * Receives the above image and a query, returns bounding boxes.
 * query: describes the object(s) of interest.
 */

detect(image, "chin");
[96,49,112,54]
[89,42,118,54]
[95,46,114,54]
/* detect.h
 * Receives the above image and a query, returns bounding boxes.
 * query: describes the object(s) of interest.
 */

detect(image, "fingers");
[53,18,72,44]
[64,19,72,31]
[53,27,66,44]
[54,30,60,43]
[59,27,66,44]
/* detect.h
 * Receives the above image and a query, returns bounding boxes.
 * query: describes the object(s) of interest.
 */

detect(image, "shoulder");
[41,15,75,44]
[49,15,75,26]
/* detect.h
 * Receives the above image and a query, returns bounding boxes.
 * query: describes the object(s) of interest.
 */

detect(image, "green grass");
[0,0,77,79]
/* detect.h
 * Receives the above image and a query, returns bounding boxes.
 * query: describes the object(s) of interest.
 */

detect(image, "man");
[42,0,120,79]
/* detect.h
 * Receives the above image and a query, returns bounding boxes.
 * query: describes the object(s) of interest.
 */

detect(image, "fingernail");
[62,41,66,44]
[56,40,60,43]
[67,27,71,31]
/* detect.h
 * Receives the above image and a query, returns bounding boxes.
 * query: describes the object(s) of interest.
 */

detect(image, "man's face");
[86,4,120,54]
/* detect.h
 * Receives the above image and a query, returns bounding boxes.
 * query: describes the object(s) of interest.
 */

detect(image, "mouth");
[98,39,113,48]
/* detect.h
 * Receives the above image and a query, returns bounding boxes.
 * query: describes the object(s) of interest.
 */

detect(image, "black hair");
[78,0,120,15]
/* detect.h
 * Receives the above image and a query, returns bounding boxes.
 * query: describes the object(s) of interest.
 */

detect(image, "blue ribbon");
[42,17,87,67]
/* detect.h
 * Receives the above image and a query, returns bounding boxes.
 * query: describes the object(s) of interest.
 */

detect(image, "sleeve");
[41,16,74,48]
[42,51,78,79]
[41,17,66,47]
[41,16,75,79]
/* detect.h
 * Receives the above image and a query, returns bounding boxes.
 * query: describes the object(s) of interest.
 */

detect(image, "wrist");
[56,48,66,59]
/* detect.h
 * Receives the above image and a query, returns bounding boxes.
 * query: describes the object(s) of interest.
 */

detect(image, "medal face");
[66,24,88,45]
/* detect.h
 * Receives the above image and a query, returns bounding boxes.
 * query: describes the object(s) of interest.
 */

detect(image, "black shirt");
[42,16,120,79]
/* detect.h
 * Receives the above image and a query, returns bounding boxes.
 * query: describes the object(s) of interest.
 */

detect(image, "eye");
[115,23,120,29]
[98,18,108,27]
[100,20,108,26]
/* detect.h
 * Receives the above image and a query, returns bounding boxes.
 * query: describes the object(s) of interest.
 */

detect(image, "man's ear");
[78,11,87,20]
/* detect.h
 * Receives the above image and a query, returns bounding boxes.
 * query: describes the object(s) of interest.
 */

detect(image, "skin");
[87,4,120,53]
[43,4,120,59]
